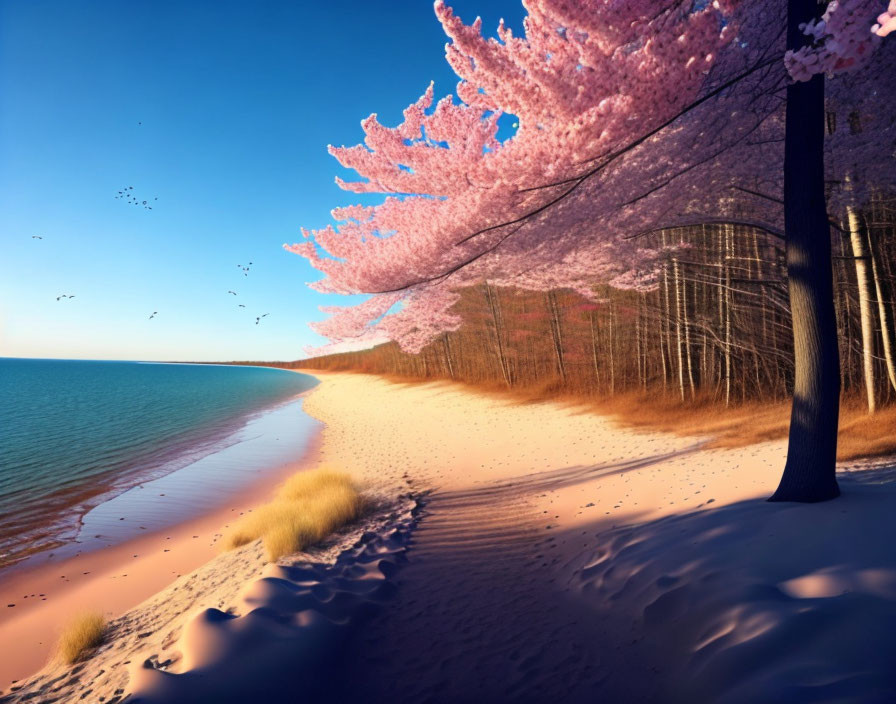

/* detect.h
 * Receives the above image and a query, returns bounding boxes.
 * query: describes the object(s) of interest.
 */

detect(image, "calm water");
[0,358,318,569]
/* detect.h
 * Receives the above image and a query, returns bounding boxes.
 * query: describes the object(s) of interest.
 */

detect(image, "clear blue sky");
[0,0,524,361]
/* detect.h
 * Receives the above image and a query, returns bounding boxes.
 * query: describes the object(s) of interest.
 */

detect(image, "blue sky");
[0,0,524,361]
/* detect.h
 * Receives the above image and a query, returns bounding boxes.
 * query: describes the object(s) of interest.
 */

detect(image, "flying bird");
[32,235,43,239]
[238,304,245,308]
[149,311,158,320]
[56,295,67,300]
[227,290,237,295]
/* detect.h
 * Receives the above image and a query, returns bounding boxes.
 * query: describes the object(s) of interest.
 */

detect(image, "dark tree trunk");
[770,0,841,502]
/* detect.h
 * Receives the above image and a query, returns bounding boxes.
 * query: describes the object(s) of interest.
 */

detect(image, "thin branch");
[730,185,784,204]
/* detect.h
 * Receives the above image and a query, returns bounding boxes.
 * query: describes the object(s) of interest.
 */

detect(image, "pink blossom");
[784,0,884,81]
[873,1,896,36]
[287,0,894,354]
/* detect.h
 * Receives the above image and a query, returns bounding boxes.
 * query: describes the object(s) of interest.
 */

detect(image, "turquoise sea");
[0,358,319,570]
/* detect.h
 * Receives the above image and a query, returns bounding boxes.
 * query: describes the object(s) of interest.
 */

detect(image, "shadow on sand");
[121,459,896,704]
[565,462,896,703]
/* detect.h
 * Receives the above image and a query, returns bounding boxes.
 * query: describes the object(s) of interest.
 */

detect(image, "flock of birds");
[28,121,275,328]
[31,235,271,326]
[115,186,157,210]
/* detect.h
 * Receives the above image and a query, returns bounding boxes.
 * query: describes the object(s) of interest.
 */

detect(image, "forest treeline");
[294,195,896,415]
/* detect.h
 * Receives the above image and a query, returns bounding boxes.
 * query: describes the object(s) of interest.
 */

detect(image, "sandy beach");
[4,371,896,702]
[7,0,894,700]
[0,436,322,689]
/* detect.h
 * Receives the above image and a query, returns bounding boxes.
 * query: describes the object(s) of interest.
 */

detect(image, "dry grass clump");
[224,468,364,562]
[56,611,106,664]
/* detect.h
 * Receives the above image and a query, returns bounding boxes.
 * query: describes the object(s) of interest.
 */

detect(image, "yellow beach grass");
[56,611,106,664]
[223,468,364,562]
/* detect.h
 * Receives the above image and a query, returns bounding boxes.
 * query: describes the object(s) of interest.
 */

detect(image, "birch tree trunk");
[590,311,600,386]
[678,260,697,397]
[723,224,734,407]
[658,291,669,391]
[443,333,455,380]
[847,204,877,413]
[545,290,567,383]
[662,232,678,397]
[672,255,687,401]
[484,282,511,388]
[608,303,616,394]
[637,294,646,390]
[868,225,896,394]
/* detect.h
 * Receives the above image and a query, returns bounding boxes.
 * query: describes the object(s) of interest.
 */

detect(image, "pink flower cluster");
[874,1,896,36]
[785,0,884,81]
[290,0,894,356]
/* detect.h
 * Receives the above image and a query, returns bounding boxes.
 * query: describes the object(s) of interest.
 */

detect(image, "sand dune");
[0,494,416,703]
[127,496,420,703]
[5,372,896,702]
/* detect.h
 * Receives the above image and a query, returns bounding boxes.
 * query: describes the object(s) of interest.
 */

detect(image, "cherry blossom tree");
[287,0,894,501]
[289,0,760,348]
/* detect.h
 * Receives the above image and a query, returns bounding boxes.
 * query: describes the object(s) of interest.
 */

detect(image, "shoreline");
[0,361,318,573]
[0,412,324,688]
[4,372,895,701]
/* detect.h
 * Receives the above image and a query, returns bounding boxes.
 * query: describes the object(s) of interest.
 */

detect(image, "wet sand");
[0,435,322,688]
